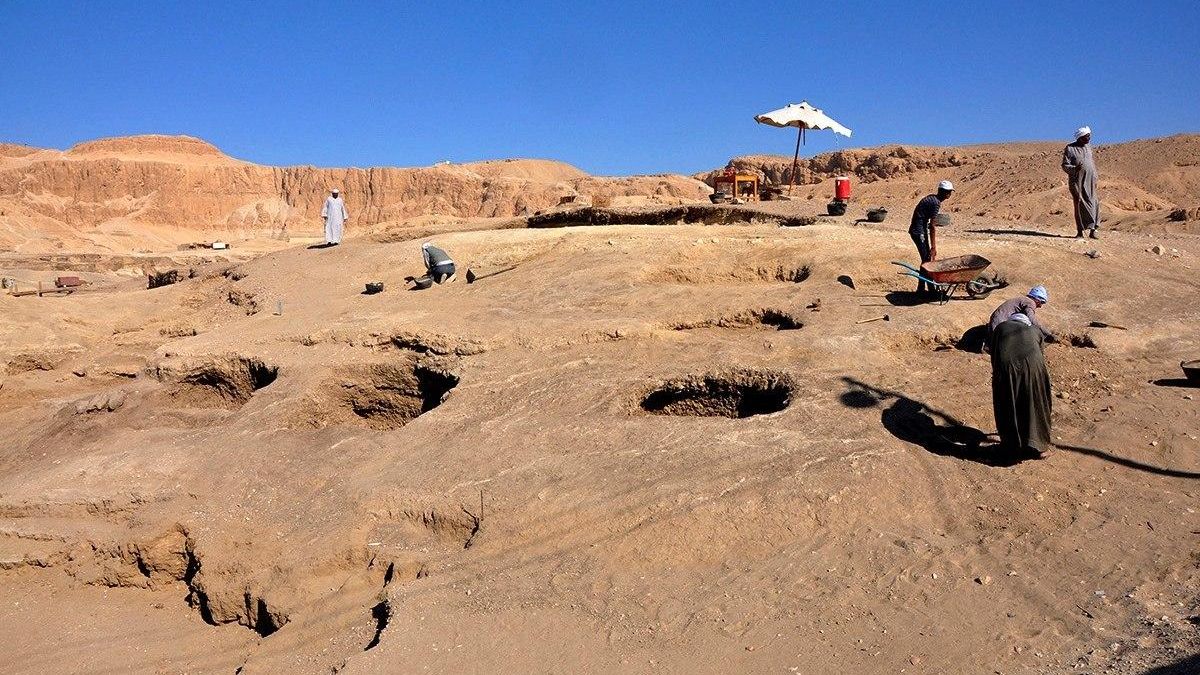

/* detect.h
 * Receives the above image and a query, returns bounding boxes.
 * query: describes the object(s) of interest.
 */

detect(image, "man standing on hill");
[909,180,954,296]
[321,188,348,246]
[1062,127,1100,239]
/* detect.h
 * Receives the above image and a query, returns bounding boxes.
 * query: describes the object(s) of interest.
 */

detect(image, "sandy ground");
[1,210,1198,674]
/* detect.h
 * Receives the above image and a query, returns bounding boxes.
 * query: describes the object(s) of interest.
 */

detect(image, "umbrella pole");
[788,126,802,195]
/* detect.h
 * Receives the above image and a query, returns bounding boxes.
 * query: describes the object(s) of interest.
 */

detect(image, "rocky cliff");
[0,135,711,252]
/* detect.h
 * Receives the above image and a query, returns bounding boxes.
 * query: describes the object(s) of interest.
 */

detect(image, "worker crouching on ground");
[407,242,456,289]
[991,313,1053,459]
[988,286,1052,344]
[909,180,954,297]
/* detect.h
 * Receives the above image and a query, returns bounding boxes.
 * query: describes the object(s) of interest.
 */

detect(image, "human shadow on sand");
[884,291,936,307]
[1053,443,1200,480]
[306,242,338,250]
[1143,653,1200,675]
[839,376,1026,466]
[966,228,1075,239]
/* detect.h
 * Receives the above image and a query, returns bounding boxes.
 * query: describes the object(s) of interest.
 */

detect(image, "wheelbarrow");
[891,254,1001,305]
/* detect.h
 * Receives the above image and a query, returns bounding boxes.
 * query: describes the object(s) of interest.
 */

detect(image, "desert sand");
[1,135,1198,674]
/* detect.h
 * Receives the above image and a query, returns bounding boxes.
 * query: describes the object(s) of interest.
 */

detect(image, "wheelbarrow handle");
[890,260,922,274]
[895,268,941,287]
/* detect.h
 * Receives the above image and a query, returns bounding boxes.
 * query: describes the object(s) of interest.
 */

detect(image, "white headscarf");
[1074,126,1091,141]
[1009,313,1032,326]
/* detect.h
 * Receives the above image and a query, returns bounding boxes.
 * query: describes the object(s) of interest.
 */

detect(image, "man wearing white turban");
[1062,127,1100,239]
[321,188,349,246]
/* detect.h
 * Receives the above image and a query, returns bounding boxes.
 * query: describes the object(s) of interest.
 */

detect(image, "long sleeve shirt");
[988,296,1051,339]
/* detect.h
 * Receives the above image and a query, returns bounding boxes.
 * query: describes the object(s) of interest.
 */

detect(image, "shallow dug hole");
[673,308,804,331]
[640,369,795,419]
[158,356,279,408]
[307,360,460,430]
[650,263,811,285]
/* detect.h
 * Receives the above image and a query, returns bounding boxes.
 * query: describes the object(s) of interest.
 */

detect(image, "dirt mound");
[527,204,814,229]
[697,145,977,186]
[0,143,42,158]
[65,134,230,159]
[458,158,589,183]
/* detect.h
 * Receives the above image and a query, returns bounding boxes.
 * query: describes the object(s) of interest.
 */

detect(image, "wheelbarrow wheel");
[967,277,994,298]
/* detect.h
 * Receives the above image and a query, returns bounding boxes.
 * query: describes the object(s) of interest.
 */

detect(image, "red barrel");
[834,176,851,200]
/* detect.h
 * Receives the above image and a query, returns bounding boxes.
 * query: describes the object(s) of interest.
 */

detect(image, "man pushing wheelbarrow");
[908,180,953,297]
[893,179,1003,305]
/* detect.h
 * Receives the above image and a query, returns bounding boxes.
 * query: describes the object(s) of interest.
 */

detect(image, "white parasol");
[754,101,852,192]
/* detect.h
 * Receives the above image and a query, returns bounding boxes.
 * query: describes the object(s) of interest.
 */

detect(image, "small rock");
[1057,391,1071,400]
[975,575,993,586]
[1086,250,1101,259]
[931,573,938,580]
[72,368,87,377]
[1150,441,1158,447]
[1151,244,1165,255]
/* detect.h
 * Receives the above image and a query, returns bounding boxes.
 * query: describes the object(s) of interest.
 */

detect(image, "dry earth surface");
[1,135,1199,674]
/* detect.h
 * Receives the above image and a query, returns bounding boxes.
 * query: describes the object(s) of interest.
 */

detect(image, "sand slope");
[700,135,1200,233]
[1,197,1198,672]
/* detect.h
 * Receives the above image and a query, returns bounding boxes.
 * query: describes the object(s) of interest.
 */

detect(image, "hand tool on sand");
[465,265,517,284]
[1088,321,1127,330]
[856,314,890,324]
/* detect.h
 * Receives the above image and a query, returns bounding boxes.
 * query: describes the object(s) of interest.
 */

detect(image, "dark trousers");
[909,228,932,293]
[430,263,456,284]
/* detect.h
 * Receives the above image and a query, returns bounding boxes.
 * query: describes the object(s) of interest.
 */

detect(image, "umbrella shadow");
[839,377,1025,466]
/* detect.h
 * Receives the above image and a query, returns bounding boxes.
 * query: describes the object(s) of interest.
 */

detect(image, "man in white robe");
[321,188,348,245]
[1062,127,1100,239]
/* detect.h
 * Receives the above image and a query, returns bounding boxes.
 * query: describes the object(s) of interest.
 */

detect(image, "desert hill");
[699,134,1200,232]
[0,135,711,253]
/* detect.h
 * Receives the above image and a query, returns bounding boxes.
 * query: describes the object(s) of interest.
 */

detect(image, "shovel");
[1088,321,1127,330]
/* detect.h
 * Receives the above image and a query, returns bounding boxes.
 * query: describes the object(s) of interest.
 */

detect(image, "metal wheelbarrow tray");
[891,254,998,304]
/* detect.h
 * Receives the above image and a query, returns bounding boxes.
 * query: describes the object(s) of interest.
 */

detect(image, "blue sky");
[1,1,1197,174]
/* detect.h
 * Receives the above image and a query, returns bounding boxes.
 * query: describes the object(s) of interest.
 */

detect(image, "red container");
[834,176,851,200]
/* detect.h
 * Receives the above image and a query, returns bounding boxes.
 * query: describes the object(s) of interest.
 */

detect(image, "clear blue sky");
[2,1,1197,175]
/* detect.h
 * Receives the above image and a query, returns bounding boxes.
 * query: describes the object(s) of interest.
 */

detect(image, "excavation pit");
[651,263,812,285]
[640,370,795,419]
[162,356,279,408]
[312,360,460,431]
[672,308,804,331]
